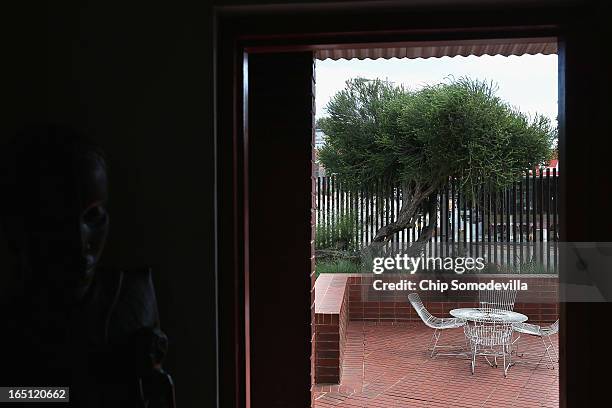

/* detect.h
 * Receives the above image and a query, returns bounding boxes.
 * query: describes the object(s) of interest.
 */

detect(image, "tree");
[318,77,556,252]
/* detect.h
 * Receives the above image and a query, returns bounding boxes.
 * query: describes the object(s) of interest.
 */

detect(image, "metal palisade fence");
[315,169,559,273]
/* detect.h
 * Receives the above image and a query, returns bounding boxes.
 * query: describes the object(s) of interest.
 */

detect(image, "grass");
[316,259,362,276]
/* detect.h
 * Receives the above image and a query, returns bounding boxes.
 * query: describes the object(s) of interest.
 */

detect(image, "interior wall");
[6,2,220,406]
[7,2,323,406]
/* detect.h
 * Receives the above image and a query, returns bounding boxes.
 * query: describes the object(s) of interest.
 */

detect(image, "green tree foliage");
[319,77,556,246]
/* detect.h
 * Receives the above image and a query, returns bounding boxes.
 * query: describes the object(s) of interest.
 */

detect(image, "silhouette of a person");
[0,125,175,407]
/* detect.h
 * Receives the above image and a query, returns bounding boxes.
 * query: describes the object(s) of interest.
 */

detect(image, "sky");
[315,54,558,125]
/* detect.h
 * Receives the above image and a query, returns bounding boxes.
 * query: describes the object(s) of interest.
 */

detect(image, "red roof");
[530,159,559,176]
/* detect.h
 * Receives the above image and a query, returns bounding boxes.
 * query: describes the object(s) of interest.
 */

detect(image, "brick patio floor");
[313,321,559,408]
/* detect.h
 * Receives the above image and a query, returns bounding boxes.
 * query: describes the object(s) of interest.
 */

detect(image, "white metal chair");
[512,319,559,369]
[407,293,466,357]
[478,287,517,312]
[464,316,514,377]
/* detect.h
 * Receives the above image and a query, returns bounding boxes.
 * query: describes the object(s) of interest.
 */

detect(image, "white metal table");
[450,308,528,375]
[450,308,528,323]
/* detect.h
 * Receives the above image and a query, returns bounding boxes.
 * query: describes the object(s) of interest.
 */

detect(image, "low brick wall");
[347,274,559,323]
[314,274,349,383]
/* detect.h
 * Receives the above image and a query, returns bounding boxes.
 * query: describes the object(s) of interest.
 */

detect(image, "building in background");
[315,128,326,150]
[314,128,327,177]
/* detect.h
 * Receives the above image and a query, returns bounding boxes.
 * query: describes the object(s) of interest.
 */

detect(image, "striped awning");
[315,37,557,60]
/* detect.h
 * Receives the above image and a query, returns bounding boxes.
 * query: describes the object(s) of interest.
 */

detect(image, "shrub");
[315,212,359,251]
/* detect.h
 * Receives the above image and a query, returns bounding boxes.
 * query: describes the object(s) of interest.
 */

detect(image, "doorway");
[311,45,560,407]
[214,3,609,407]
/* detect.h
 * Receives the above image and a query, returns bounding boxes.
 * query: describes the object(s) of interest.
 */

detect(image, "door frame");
[214,2,579,407]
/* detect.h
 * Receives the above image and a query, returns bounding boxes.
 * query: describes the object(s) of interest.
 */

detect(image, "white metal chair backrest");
[468,316,514,347]
[478,287,517,312]
[546,319,559,335]
[408,293,434,326]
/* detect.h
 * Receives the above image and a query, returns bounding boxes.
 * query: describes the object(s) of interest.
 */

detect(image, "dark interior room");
[4,0,612,407]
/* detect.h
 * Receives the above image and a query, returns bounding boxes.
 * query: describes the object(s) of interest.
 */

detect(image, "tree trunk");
[362,181,438,258]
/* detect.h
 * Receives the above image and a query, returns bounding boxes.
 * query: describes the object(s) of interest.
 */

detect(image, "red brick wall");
[314,313,339,383]
[314,274,350,384]
[347,274,559,324]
